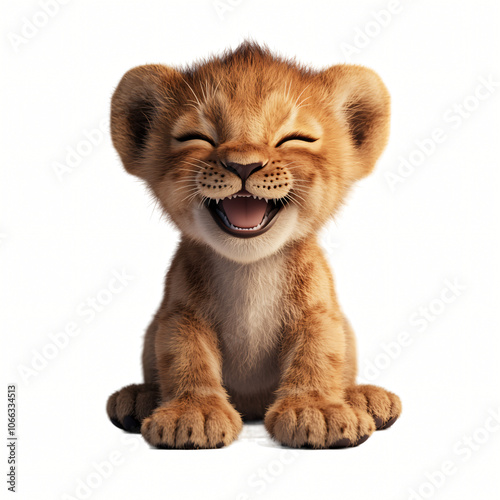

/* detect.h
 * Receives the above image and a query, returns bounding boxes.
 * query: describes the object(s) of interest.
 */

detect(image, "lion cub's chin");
[189,204,301,264]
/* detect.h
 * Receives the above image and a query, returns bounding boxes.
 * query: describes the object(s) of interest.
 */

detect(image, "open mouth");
[205,190,286,238]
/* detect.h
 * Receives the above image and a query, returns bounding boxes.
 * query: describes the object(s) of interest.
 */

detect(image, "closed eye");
[174,132,216,147]
[275,133,318,147]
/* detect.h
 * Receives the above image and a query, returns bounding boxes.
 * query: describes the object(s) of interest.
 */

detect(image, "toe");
[122,415,141,433]
[378,415,398,430]
[110,417,124,430]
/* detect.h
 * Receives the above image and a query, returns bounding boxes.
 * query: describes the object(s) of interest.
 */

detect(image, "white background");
[2,1,500,499]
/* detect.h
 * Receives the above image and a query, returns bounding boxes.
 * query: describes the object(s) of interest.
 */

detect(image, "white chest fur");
[209,253,286,394]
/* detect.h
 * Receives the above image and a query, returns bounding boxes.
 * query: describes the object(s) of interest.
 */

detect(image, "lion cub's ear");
[319,65,390,181]
[111,64,181,178]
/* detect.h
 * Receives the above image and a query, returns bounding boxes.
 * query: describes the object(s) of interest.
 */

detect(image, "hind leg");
[107,383,160,433]
[345,384,402,430]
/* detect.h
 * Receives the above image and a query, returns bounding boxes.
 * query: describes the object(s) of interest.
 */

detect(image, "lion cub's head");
[111,43,390,263]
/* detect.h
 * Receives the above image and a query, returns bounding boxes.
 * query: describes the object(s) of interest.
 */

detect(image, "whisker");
[197,194,210,210]
[287,176,308,181]
[190,158,213,168]
[289,194,306,209]
[298,95,312,105]
[296,95,312,110]
[178,168,203,176]
[180,159,204,166]
[173,185,199,196]
[285,192,305,210]
[291,181,312,191]
[178,165,203,172]
[212,77,223,95]
[295,103,311,111]
[183,161,203,172]
[177,172,201,178]
[289,186,308,200]
[200,81,207,102]
[283,80,292,101]
[290,194,307,208]
[283,162,300,170]
[180,190,202,205]
[290,181,311,192]
[293,83,312,108]
[182,77,202,107]
[173,178,199,188]
[173,188,199,203]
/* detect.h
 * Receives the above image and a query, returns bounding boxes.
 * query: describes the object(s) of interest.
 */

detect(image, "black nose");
[223,162,264,182]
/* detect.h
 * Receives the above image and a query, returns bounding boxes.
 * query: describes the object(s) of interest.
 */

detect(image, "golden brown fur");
[106,42,401,449]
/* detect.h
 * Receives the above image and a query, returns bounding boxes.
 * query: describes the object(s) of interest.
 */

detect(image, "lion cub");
[107,42,401,449]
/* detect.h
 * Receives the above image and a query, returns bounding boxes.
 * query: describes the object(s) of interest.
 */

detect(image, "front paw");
[141,394,243,449]
[264,395,375,449]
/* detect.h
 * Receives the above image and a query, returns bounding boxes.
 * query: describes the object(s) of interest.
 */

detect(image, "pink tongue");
[222,197,268,228]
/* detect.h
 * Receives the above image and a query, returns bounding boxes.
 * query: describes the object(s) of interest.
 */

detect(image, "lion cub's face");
[111,44,390,263]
